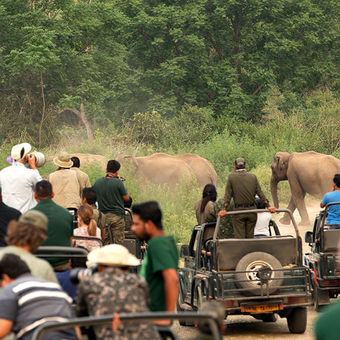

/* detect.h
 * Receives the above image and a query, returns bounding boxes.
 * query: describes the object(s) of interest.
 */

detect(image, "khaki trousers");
[104,213,125,245]
[232,211,257,238]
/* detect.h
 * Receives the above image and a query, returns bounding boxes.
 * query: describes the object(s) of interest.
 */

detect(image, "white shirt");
[0,162,42,213]
[254,212,272,236]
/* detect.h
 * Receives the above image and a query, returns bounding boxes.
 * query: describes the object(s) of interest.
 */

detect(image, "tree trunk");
[79,103,94,140]
[38,71,46,148]
[57,104,94,141]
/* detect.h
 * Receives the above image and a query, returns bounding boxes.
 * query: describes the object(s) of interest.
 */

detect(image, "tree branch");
[252,84,263,96]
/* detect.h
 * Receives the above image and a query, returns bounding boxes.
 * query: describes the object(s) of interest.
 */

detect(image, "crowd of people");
[0,142,339,339]
[0,143,179,339]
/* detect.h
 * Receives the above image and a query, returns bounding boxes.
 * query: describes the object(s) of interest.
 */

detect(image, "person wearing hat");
[0,143,42,213]
[93,160,131,245]
[218,158,276,238]
[0,210,58,283]
[48,152,81,210]
[76,244,160,340]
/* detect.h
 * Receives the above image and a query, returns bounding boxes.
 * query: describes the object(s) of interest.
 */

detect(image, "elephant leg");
[279,198,296,224]
[288,176,310,226]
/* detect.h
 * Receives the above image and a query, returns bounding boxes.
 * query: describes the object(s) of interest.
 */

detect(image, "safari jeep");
[178,209,312,334]
[304,202,340,311]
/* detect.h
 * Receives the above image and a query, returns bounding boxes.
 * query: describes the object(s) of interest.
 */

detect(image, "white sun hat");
[11,143,32,161]
[87,244,140,267]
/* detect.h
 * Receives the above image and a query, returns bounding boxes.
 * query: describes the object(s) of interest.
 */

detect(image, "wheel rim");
[245,260,274,285]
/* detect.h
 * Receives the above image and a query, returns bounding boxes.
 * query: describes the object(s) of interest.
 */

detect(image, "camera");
[69,265,98,284]
[27,151,46,168]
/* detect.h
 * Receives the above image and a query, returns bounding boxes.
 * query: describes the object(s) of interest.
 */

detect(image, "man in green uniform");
[131,201,178,319]
[93,160,130,245]
[219,158,275,238]
[32,180,73,270]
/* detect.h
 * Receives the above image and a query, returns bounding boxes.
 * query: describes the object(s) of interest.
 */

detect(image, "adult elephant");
[71,153,107,170]
[116,153,217,189]
[116,153,194,189]
[175,153,217,187]
[270,151,340,225]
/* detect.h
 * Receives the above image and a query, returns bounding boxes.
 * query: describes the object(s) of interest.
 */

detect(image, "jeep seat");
[216,236,297,271]
[323,229,340,252]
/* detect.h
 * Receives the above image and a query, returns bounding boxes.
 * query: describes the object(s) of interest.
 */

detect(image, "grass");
[0,90,338,244]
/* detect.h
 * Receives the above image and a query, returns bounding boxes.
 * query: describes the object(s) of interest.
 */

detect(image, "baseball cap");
[11,143,32,161]
[87,244,140,267]
[19,210,48,232]
[235,157,246,169]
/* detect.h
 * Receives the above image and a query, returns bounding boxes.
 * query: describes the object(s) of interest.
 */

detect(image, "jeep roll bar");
[213,208,299,240]
[31,312,222,340]
[213,209,300,264]
[35,246,89,258]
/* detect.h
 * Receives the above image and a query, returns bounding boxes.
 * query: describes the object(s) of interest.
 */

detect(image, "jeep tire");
[235,252,284,296]
[287,307,307,333]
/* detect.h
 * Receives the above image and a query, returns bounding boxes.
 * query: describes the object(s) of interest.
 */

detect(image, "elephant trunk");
[270,175,279,208]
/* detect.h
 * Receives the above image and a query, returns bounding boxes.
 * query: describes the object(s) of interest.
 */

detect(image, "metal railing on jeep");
[31,312,222,340]
[212,208,300,264]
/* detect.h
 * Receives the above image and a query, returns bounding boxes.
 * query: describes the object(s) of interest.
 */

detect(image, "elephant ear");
[275,153,289,171]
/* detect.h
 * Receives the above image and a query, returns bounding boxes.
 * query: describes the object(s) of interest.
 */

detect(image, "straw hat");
[53,152,73,168]
[11,143,32,161]
[87,244,140,267]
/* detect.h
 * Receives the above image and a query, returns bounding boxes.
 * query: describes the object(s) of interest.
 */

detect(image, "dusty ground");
[173,308,318,339]
[175,199,327,340]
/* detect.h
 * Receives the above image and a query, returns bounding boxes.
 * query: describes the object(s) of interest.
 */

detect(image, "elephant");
[71,153,107,170]
[175,153,217,187]
[270,151,340,225]
[116,153,217,189]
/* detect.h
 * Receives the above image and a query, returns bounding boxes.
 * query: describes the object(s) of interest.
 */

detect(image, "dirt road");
[173,307,318,339]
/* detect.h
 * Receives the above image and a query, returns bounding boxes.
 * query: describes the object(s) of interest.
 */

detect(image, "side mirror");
[305,231,313,244]
[180,245,190,257]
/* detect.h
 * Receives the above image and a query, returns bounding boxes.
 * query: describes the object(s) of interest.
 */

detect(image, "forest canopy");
[0,0,339,147]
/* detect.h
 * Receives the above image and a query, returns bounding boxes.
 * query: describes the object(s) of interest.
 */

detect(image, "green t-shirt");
[33,199,73,267]
[93,177,128,216]
[315,300,340,340]
[140,236,179,312]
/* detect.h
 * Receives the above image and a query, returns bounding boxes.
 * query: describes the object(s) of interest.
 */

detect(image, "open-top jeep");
[304,202,340,311]
[178,209,312,334]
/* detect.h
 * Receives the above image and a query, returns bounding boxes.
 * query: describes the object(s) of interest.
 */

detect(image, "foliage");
[0,0,338,145]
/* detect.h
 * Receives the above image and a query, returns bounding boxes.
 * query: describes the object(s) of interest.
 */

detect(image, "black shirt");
[0,201,21,247]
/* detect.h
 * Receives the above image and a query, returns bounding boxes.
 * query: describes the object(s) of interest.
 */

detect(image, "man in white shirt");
[254,197,272,237]
[0,143,41,213]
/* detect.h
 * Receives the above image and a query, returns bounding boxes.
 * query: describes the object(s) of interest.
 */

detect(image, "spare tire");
[235,252,284,296]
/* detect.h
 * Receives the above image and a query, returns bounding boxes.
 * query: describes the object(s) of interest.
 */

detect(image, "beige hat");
[11,143,32,161]
[19,210,48,231]
[87,244,140,267]
[53,152,73,168]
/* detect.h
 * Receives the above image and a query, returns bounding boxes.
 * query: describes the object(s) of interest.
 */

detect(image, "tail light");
[322,280,340,287]
[288,297,307,304]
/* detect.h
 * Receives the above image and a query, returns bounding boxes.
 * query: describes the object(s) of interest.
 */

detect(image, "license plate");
[241,303,282,313]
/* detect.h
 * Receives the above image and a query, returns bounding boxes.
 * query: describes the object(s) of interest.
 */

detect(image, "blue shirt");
[321,191,340,225]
